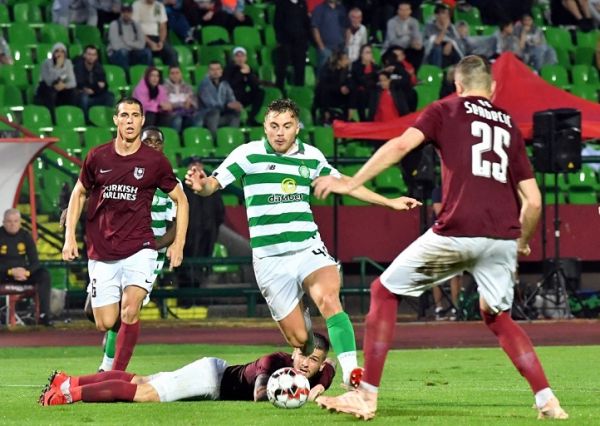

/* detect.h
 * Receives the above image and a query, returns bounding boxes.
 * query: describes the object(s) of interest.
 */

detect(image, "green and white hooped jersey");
[213,139,340,258]
[151,188,176,267]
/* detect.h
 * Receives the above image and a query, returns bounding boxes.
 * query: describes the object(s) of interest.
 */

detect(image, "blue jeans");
[109,48,152,70]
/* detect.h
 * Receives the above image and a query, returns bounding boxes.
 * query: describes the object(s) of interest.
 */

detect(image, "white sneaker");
[537,397,569,420]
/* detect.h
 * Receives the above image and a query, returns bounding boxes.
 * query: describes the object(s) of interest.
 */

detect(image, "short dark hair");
[265,98,300,121]
[313,332,330,354]
[114,97,144,116]
[84,45,98,54]
[434,4,449,14]
[208,60,222,67]
[141,126,164,142]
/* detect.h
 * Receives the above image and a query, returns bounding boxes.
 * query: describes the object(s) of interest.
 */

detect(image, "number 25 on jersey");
[471,121,510,183]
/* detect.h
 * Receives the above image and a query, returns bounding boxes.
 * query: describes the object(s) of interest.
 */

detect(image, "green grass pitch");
[0,344,598,425]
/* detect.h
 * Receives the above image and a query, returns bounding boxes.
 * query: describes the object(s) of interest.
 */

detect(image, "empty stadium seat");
[55,106,85,128]
[415,84,439,110]
[571,65,600,87]
[23,105,53,131]
[84,127,113,147]
[0,4,8,23]
[233,27,262,51]
[570,84,597,102]
[201,25,230,45]
[312,126,334,157]
[158,126,181,147]
[173,45,194,70]
[10,45,34,66]
[545,27,574,51]
[88,106,114,128]
[104,64,130,94]
[74,25,103,47]
[40,23,70,45]
[416,65,443,88]
[540,64,570,89]
[8,23,37,45]
[183,126,214,148]
[215,127,245,156]
[568,191,597,204]
[13,3,43,23]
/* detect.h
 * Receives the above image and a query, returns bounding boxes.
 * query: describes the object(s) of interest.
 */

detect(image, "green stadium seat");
[312,126,334,157]
[69,43,84,59]
[566,166,600,191]
[88,106,114,128]
[305,66,316,87]
[260,46,274,67]
[40,23,70,45]
[212,242,239,274]
[2,84,24,107]
[10,45,34,66]
[182,126,214,148]
[35,44,53,63]
[244,4,266,27]
[263,25,276,47]
[84,127,113,147]
[192,65,209,84]
[233,26,262,51]
[568,191,597,204]
[574,46,594,66]
[55,106,86,128]
[23,105,53,131]
[372,46,382,64]
[575,30,599,48]
[374,167,407,195]
[531,5,546,26]
[247,126,264,142]
[416,64,443,88]
[30,64,42,86]
[176,144,210,165]
[298,108,313,129]
[342,142,372,158]
[538,173,568,191]
[262,86,283,107]
[476,25,496,36]
[104,64,130,94]
[158,126,181,148]
[173,45,194,70]
[201,25,230,45]
[74,25,103,47]
[455,6,482,26]
[8,23,37,45]
[570,84,597,102]
[128,64,148,86]
[545,27,574,51]
[0,4,8,23]
[420,3,435,23]
[197,45,227,65]
[13,3,43,23]
[540,64,570,89]
[215,127,245,156]
[543,191,567,204]
[286,85,314,110]
[571,65,600,87]
[51,127,83,154]
[415,84,439,110]
[258,64,275,84]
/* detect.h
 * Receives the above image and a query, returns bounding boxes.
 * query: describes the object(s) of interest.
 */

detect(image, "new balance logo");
[267,164,276,170]
[99,169,112,174]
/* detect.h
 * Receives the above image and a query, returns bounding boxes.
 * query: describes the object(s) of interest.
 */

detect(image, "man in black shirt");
[0,209,52,326]
[73,45,115,116]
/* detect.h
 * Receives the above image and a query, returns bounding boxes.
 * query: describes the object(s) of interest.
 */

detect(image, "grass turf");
[0,344,598,425]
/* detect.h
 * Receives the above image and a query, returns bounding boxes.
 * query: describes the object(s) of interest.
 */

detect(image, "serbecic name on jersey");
[102,184,139,201]
[463,99,512,128]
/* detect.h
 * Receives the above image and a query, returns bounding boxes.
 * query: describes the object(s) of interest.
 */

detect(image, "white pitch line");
[0,384,42,388]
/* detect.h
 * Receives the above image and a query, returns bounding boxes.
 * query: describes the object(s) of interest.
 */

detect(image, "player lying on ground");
[40,333,335,405]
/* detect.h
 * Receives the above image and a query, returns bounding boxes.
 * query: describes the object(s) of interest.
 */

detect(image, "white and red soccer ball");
[267,367,310,409]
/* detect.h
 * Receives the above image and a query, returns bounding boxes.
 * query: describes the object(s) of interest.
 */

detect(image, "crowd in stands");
[0,0,598,139]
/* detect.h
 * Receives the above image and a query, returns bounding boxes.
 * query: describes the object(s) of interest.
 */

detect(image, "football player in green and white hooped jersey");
[185,98,422,386]
[96,126,178,372]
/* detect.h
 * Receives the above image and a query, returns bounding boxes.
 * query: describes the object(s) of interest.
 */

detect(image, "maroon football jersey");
[219,352,335,401]
[412,96,534,239]
[79,141,177,260]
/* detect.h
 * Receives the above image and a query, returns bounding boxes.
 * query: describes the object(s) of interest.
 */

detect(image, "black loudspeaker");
[532,108,582,173]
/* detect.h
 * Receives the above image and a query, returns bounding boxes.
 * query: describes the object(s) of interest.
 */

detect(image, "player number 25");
[471,121,510,183]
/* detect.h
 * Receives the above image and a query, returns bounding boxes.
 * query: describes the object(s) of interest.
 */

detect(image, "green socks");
[326,311,358,384]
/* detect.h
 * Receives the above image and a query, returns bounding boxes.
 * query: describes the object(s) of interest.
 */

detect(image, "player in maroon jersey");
[62,97,189,372]
[312,56,568,420]
[39,333,335,405]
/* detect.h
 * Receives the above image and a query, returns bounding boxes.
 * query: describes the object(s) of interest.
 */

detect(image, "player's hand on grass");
[185,166,208,193]
[517,239,531,256]
[167,242,184,270]
[62,238,79,261]
[312,176,352,199]
[386,196,422,211]
[308,384,325,401]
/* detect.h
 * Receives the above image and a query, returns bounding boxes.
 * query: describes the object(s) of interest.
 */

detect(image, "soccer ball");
[266,367,310,409]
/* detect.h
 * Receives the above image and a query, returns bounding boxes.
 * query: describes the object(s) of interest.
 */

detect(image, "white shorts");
[253,237,338,321]
[148,357,228,402]
[381,229,517,313]
[87,249,158,308]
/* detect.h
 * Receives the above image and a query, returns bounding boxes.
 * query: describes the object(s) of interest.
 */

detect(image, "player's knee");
[120,303,141,324]
[286,328,308,348]
[95,318,115,332]
[315,292,342,317]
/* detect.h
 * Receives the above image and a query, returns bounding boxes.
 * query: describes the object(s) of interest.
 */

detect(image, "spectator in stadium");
[382,46,417,86]
[223,47,264,127]
[197,61,242,138]
[133,66,173,127]
[73,45,115,117]
[164,66,202,133]
[0,36,12,65]
[311,0,349,68]
[178,156,225,291]
[184,0,231,30]
[315,50,352,124]
[382,1,423,69]
[162,0,195,43]
[550,0,595,31]
[107,4,153,71]
[423,4,464,68]
[454,21,497,59]
[131,0,179,67]
[40,333,335,405]
[346,7,368,63]
[95,0,122,31]
[34,43,79,116]
[349,44,380,121]
[313,55,568,421]
[90,126,178,372]
[0,209,53,326]
[52,0,97,26]
[62,97,188,373]
[514,14,558,71]
[493,21,522,59]
[367,71,411,121]
[220,0,254,31]
[274,0,311,89]
[185,98,421,388]
[380,47,416,112]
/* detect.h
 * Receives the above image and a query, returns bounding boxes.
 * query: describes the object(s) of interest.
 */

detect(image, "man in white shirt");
[346,8,368,63]
[131,0,179,66]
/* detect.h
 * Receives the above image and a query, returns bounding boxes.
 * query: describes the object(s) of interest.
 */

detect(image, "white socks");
[99,354,114,372]
[337,351,358,384]
[535,387,555,408]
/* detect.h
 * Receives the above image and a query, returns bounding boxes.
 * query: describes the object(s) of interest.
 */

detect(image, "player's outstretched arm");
[166,184,189,270]
[341,175,423,211]
[517,178,542,256]
[312,127,425,199]
[308,384,325,401]
[184,167,221,197]
[253,374,269,402]
[62,180,88,261]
